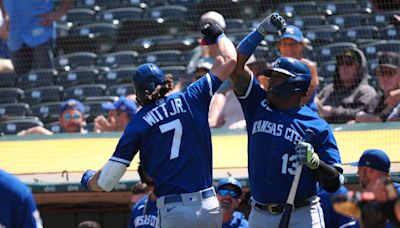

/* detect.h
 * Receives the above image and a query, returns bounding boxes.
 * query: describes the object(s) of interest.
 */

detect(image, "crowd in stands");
[0,0,399,136]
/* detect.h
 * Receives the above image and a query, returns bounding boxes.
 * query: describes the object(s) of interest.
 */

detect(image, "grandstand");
[0,0,399,227]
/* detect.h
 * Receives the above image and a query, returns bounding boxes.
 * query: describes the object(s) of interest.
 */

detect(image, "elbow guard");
[98,160,127,192]
[316,160,341,193]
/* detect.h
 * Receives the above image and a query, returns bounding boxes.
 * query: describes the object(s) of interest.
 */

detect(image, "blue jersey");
[129,194,158,228]
[222,211,248,228]
[110,73,222,196]
[0,169,42,228]
[318,185,357,228]
[238,76,342,204]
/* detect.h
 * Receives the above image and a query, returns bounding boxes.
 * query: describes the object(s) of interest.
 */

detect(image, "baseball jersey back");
[238,76,342,204]
[0,169,42,228]
[110,73,222,196]
[129,194,158,228]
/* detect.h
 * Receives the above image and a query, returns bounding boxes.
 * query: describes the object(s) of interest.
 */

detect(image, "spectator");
[129,164,157,228]
[94,96,138,133]
[277,25,319,112]
[317,185,357,228]
[317,48,377,123]
[216,177,248,228]
[0,9,13,72]
[356,51,400,122]
[0,169,43,228]
[17,99,87,135]
[0,0,73,76]
[77,221,101,228]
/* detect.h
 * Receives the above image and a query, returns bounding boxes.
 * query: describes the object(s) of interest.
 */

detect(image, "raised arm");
[232,13,286,96]
[200,23,237,81]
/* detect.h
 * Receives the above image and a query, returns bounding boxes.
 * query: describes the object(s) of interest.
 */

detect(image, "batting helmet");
[132,63,166,104]
[264,57,311,98]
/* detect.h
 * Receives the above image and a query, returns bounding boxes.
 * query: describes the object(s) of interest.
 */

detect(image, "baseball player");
[231,13,343,227]
[80,22,237,228]
[129,164,157,228]
[0,169,43,228]
[217,177,249,228]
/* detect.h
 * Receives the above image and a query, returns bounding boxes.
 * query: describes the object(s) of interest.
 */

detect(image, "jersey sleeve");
[17,189,42,228]
[109,121,140,167]
[236,75,267,118]
[184,72,223,113]
[314,126,343,173]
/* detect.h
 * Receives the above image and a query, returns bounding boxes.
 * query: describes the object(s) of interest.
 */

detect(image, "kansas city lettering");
[143,98,187,126]
[252,120,303,144]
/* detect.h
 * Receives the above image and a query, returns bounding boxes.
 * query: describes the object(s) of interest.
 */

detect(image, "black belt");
[254,200,310,214]
[164,188,215,205]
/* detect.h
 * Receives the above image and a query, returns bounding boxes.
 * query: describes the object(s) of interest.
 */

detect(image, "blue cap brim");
[279,34,303,42]
[348,162,359,167]
[101,103,117,110]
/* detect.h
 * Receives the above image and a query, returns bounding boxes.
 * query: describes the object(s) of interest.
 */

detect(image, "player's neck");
[270,96,302,111]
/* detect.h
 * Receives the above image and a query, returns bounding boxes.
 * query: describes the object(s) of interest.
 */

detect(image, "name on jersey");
[134,214,157,227]
[143,98,187,126]
[252,120,302,144]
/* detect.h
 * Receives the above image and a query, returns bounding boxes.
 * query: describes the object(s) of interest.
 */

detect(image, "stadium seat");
[340,26,379,44]
[367,11,399,27]
[97,67,136,86]
[361,40,400,60]
[18,69,57,89]
[0,117,44,135]
[318,60,336,84]
[225,19,247,33]
[253,46,271,62]
[327,13,364,28]
[379,25,399,40]
[57,68,98,88]
[304,25,340,46]
[44,121,62,134]
[98,7,143,24]
[0,88,24,104]
[320,1,361,16]
[106,83,134,97]
[31,101,63,124]
[0,72,18,88]
[60,8,96,27]
[195,0,260,20]
[161,65,187,80]
[121,0,166,8]
[156,36,197,52]
[71,22,118,54]
[83,100,109,122]
[146,5,188,20]
[56,24,70,38]
[55,52,98,71]
[227,31,251,46]
[63,84,107,100]
[316,42,358,62]
[291,15,327,30]
[76,0,122,10]
[277,1,319,17]
[97,51,139,69]
[0,103,32,120]
[141,50,183,66]
[24,86,64,105]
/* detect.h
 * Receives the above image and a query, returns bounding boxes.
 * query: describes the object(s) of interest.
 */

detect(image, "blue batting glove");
[81,169,96,189]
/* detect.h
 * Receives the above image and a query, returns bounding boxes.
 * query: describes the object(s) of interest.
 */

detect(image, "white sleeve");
[98,160,127,192]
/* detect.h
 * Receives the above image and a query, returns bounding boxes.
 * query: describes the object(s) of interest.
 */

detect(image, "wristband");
[237,30,264,56]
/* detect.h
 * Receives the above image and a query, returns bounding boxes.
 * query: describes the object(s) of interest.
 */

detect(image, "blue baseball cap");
[279,25,304,42]
[60,99,85,114]
[101,96,137,119]
[349,149,391,173]
[217,177,243,195]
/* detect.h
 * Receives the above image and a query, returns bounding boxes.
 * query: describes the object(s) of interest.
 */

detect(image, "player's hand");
[295,142,319,169]
[200,22,224,45]
[81,170,96,190]
[257,13,286,37]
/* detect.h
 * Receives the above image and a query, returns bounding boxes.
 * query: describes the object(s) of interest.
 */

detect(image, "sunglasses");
[218,189,240,198]
[63,113,81,121]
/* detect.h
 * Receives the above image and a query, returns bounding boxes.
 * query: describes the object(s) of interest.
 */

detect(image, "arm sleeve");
[110,121,141,167]
[236,74,267,119]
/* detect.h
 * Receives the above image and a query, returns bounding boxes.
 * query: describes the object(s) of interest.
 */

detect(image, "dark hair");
[138,163,154,186]
[141,74,175,104]
[131,182,147,195]
[77,220,101,228]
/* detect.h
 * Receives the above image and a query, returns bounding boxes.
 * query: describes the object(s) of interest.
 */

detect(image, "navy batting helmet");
[264,57,311,98]
[132,63,166,104]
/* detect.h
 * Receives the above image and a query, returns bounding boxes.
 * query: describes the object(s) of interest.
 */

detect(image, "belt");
[254,200,310,214]
[164,188,215,205]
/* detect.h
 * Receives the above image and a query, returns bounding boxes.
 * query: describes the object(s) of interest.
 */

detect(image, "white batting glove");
[256,13,286,37]
[295,142,320,169]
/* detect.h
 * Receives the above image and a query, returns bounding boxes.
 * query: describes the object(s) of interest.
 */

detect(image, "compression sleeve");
[98,160,127,192]
[316,160,342,193]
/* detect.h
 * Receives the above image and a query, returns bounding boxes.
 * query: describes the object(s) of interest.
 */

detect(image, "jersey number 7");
[159,119,183,160]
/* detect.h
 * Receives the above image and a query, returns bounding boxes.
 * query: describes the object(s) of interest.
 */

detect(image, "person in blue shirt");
[129,164,157,228]
[80,22,237,228]
[0,0,72,76]
[0,169,43,228]
[217,178,248,228]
